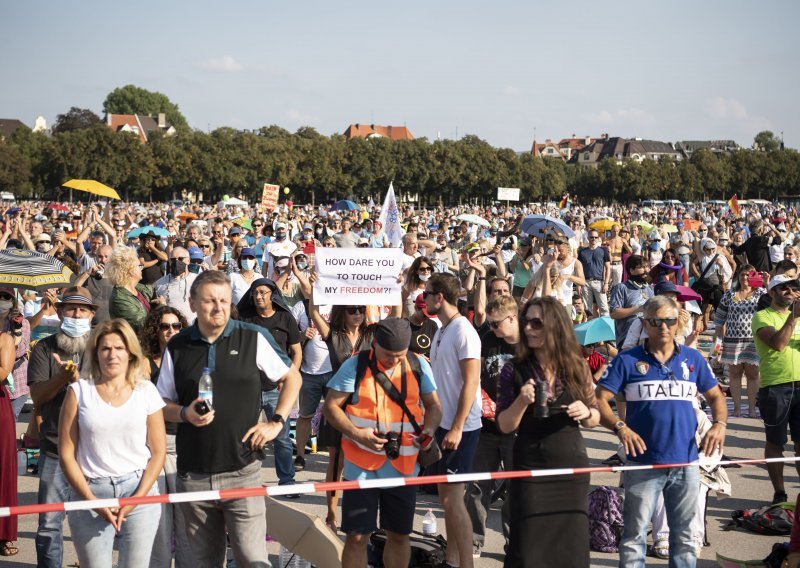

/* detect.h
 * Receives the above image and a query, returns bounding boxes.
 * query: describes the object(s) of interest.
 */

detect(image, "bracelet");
[179,405,188,423]
[477,276,486,281]
[712,420,727,427]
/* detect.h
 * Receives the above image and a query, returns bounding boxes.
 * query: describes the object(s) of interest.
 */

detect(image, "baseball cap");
[228,226,242,235]
[653,281,679,296]
[188,247,204,261]
[769,274,800,292]
[240,247,255,258]
[465,242,480,254]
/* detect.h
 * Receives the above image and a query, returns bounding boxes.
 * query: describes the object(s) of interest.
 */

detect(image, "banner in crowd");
[378,182,404,247]
[261,183,279,212]
[313,247,403,306]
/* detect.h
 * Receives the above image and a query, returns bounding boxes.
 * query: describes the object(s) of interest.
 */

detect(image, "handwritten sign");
[497,187,520,201]
[314,248,403,306]
[261,183,279,212]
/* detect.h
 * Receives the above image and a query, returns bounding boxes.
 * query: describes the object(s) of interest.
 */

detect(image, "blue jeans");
[67,470,161,568]
[36,453,72,568]
[620,466,700,568]
[261,390,295,485]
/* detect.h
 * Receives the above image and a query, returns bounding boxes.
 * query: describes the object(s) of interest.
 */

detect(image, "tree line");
[1,118,798,205]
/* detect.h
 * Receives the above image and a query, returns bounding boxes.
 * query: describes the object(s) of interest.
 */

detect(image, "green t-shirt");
[752,307,800,387]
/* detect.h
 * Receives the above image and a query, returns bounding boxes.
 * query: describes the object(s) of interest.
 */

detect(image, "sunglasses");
[159,322,183,331]
[418,267,432,273]
[421,290,440,298]
[488,315,513,330]
[523,316,544,330]
[645,317,678,327]
[201,244,211,249]
[0,294,13,301]
[345,307,366,315]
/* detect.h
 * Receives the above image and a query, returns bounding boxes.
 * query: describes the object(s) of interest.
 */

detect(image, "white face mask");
[0,299,13,313]
[418,273,430,282]
[241,259,256,271]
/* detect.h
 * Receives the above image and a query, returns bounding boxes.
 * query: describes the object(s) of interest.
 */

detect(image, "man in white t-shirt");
[425,272,481,568]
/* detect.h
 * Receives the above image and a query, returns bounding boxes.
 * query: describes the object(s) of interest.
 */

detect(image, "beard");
[55,331,89,357]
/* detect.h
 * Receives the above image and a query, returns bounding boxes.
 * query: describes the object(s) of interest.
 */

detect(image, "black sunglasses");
[159,322,182,331]
[346,307,366,315]
[523,316,544,330]
[489,315,513,330]
[645,317,678,327]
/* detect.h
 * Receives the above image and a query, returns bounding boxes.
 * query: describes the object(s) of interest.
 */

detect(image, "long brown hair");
[515,297,590,402]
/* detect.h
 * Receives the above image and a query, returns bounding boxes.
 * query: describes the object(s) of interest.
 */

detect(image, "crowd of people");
[0,196,799,567]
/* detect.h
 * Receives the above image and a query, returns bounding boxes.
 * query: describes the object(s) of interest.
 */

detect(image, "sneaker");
[294,455,306,472]
[472,543,482,558]
[773,490,789,504]
[602,453,623,466]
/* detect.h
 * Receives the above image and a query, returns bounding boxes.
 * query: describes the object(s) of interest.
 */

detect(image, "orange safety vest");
[341,351,424,475]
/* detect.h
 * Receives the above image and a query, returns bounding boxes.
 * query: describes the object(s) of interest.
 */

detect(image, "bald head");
[96,245,113,265]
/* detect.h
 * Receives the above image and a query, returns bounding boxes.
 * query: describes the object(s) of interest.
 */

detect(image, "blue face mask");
[61,316,91,338]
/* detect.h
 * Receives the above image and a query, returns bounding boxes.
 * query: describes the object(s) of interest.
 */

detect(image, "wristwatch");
[613,420,627,433]
[271,414,286,426]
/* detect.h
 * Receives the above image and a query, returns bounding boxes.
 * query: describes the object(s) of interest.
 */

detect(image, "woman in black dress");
[497,296,600,568]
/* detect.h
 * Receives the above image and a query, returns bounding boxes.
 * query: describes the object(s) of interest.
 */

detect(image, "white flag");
[378,181,404,247]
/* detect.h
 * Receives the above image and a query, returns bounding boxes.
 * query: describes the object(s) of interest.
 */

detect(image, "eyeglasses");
[488,315,513,329]
[323,242,335,248]
[345,307,366,315]
[523,316,544,330]
[159,322,183,331]
[645,317,678,327]
[173,257,189,262]
[253,224,263,227]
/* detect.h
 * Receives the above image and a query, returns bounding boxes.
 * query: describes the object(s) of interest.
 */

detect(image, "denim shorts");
[299,371,333,417]
[758,382,800,447]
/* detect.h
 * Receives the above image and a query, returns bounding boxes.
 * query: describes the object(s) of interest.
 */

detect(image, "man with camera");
[752,274,800,504]
[324,318,442,568]
[74,244,114,325]
[156,270,301,566]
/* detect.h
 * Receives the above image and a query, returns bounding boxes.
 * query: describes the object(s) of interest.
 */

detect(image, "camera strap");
[369,355,423,435]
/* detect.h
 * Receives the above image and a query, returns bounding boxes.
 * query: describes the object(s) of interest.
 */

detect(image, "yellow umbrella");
[661,223,678,233]
[631,220,655,233]
[589,219,618,232]
[62,179,122,200]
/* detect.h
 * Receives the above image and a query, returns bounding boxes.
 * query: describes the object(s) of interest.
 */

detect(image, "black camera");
[377,431,401,460]
[534,381,550,419]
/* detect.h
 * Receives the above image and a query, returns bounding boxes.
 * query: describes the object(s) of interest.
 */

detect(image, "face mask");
[168,259,187,277]
[241,259,256,271]
[61,316,91,338]
[275,233,286,241]
[0,299,13,313]
[315,229,324,237]
[418,273,430,282]
[188,263,201,274]
[36,244,50,253]
[296,261,309,271]
[629,273,648,284]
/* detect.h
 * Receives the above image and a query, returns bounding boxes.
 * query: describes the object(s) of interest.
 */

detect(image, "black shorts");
[758,382,800,447]
[425,427,481,476]
[340,482,417,535]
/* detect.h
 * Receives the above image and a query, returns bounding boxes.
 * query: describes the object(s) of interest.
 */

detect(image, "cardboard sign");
[313,248,403,306]
[497,187,521,201]
[261,183,280,212]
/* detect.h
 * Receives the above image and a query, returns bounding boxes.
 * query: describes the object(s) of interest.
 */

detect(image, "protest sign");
[378,182,404,247]
[261,183,279,212]
[314,247,403,306]
[497,187,520,201]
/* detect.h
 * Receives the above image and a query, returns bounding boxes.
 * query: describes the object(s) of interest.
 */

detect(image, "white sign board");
[497,187,521,201]
[313,248,404,306]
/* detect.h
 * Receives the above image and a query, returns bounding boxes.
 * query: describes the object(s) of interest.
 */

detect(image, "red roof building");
[343,123,414,141]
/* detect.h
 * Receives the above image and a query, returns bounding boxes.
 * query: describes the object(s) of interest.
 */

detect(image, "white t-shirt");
[292,301,333,374]
[153,273,197,322]
[429,315,482,432]
[70,379,165,479]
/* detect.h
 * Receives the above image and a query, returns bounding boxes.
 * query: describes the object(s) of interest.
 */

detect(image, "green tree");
[103,85,189,130]
[8,128,54,196]
[754,130,781,153]
[52,107,102,134]
[0,143,31,193]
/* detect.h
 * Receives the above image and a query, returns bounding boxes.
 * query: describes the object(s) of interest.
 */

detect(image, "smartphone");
[416,433,433,450]
[747,273,764,288]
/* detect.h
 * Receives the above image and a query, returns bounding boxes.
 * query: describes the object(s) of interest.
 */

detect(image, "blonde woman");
[59,319,166,567]
[108,246,156,333]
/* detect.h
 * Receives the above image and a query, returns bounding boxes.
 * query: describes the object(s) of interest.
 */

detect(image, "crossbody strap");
[369,355,423,435]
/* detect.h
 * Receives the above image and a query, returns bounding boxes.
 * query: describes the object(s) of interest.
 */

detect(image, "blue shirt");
[327,354,437,480]
[609,282,653,348]
[578,246,609,280]
[598,343,718,465]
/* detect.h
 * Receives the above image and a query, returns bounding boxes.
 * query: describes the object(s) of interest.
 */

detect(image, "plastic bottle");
[17,449,27,476]
[199,368,214,409]
[422,509,437,536]
[278,546,311,568]
[711,337,723,360]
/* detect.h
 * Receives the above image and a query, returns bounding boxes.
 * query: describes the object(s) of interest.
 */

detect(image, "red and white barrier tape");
[3,456,797,518]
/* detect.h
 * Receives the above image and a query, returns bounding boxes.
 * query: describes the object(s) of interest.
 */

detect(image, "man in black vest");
[156,270,301,566]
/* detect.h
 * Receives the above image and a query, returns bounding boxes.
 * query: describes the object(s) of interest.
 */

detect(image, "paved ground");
[5,396,793,567]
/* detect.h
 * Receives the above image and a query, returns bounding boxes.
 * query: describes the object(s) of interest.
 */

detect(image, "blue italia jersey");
[598,343,718,465]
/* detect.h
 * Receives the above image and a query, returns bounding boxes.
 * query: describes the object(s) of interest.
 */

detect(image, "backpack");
[588,485,625,552]
[368,530,446,567]
[728,503,795,536]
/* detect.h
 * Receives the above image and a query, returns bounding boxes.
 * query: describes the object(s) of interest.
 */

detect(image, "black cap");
[374,318,411,352]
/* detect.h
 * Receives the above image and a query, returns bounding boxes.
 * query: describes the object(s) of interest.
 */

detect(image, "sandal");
[653,539,669,559]
[0,541,19,556]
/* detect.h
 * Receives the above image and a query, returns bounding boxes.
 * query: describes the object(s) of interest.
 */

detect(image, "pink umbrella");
[675,285,702,303]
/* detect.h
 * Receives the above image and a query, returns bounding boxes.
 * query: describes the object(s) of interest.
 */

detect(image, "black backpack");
[368,530,446,567]
[727,503,795,536]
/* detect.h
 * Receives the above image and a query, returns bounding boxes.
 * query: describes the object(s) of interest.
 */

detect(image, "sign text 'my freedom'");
[313,247,403,306]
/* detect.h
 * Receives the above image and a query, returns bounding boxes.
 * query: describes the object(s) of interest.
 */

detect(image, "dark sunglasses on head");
[523,316,544,330]
[159,322,182,331]
[645,317,678,327]
[346,307,366,315]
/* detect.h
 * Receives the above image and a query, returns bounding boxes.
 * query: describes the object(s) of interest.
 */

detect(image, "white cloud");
[502,85,521,96]
[195,56,243,73]
[586,107,655,127]
[286,109,317,124]
[705,96,773,134]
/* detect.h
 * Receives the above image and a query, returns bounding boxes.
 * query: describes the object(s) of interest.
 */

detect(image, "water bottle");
[199,367,213,410]
[422,509,437,536]
[712,337,723,361]
[18,449,27,476]
[278,545,310,568]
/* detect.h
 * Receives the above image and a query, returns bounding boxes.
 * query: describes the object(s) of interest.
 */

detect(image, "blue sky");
[2,1,798,151]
